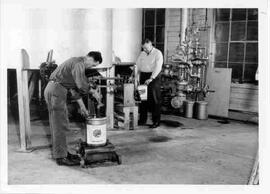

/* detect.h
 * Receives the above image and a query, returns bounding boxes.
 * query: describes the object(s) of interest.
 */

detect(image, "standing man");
[44,51,102,166]
[135,39,163,128]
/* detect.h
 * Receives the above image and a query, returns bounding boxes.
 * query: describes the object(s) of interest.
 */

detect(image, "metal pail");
[86,117,107,146]
[195,101,208,120]
[184,100,195,118]
[138,85,148,101]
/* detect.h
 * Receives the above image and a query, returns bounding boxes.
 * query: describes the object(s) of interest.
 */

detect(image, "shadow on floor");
[160,119,183,128]
[148,135,172,143]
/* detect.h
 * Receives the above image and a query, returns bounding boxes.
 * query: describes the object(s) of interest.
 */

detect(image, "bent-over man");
[44,51,102,166]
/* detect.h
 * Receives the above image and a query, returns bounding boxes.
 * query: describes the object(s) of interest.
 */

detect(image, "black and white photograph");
[0,0,269,193]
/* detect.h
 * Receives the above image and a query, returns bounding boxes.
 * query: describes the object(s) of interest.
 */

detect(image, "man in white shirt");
[135,39,163,128]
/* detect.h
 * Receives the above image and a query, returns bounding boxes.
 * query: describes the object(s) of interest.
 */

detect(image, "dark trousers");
[139,72,161,124]
[44,81,69,159]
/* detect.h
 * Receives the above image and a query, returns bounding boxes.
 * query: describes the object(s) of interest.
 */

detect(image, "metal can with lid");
[195,101,208,120]
[86,117,107,146]
[183,100,195,118]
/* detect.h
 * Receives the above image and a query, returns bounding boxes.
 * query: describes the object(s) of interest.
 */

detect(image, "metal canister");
[195,101,208,120]
[86,117,107,146]
[183,100,195,118]
[138,85,148,101]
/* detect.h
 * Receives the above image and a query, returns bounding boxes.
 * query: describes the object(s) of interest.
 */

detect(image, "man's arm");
[76,98,88,117]
[144,50,163,85]
[71,62,90,117]
[71,62,89,96]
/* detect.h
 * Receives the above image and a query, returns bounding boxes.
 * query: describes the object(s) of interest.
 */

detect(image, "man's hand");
[76,98,89,118]
[90,88,102,101]
[144,78,153,85]
[79,106,89,118]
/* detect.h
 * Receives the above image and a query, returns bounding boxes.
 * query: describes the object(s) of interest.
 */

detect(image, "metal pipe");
[180,8,189,43]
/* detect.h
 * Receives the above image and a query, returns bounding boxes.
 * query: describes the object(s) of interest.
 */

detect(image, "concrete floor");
[8,113,258,184]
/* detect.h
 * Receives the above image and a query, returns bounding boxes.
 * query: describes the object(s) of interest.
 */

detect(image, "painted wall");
[165,9,181,62]
[1,6,113,68]
[1,4,26,69]
[229,83,258,113]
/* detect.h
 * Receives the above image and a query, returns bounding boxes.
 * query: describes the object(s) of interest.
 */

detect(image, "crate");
[114,105,138,130]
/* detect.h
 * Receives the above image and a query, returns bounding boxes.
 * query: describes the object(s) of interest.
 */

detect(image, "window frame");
[142,8,166,54]
[210,8,258,83]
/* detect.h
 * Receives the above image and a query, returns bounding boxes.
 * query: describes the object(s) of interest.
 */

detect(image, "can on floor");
[183,100,195,118]
[86,117,107,146]
[195,101,208,120]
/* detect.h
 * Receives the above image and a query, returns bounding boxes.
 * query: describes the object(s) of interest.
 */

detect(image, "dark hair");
[87,51,103,64]
[142,38,152,44]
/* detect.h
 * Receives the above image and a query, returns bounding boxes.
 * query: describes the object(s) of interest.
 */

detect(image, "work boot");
[67,152,80,161]
[149,122,160,128]
[56,157,80,166]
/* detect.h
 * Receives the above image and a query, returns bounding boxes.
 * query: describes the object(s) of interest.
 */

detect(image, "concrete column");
[112,9,143,63]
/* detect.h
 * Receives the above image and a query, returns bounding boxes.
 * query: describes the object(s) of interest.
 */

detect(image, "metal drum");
[195,101,208,120]
[86,117,107,146]
[183,100,195,118]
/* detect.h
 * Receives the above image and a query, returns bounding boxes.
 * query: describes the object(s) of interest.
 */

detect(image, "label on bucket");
[138,85,147,101]
[86,124,106,145]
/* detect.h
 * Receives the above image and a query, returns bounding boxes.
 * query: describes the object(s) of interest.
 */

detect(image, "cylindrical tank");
[1,5,40,69]
[86,117,107,146]
[54,8,113,68]
[4,8,144,68]
[183,100,195,118]
[180,8,188,43]
[195,101,208,120]
[112,9,142,63]
[9,8,113,69]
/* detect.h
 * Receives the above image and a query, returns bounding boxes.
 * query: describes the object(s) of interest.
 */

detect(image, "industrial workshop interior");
[5,8,259,185]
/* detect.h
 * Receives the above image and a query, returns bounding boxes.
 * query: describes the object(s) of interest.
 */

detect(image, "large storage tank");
[112,9,142,63]
[1,4,27,68]
[31,8,113,68]
[63,8,113,68]
[2,7,113,69]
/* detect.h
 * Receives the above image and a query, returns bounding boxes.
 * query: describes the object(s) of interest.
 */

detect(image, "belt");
[49,80,67,90]
[140,72,152,74]
[49,80,58,83]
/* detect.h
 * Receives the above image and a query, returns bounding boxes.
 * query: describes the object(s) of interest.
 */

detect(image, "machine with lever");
[76,75,122,168]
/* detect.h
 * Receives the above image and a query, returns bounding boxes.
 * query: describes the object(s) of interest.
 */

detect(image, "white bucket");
[138,85,148,101]
[86,117,107,146]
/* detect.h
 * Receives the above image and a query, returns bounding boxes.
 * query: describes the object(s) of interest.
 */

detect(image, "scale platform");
[76,139,121,168]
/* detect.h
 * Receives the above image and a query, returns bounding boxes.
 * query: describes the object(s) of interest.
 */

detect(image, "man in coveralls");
[44,51,103,166]
[136,39,163,128]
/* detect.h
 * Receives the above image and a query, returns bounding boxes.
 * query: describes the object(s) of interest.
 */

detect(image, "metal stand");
[76,139,121,168]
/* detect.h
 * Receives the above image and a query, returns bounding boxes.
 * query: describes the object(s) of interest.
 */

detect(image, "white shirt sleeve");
[151,50,163,79]
[135,52,143,73]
